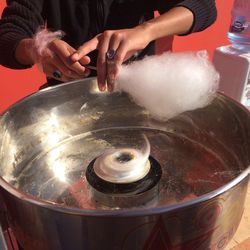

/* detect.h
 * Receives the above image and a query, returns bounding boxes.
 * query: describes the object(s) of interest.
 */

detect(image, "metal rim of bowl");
[0,79,249,217]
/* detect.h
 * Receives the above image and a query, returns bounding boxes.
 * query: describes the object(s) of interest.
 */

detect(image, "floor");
[225,183,250,250]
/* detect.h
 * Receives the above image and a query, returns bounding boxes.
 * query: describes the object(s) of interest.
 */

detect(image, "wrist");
[135,22,156,44]
[15,38,36,66]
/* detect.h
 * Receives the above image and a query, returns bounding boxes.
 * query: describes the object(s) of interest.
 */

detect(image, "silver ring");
[106,49,116,60]
[53,70,62,79]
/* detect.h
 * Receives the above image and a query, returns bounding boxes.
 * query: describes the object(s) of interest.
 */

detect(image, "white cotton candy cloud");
[115,51,220,121]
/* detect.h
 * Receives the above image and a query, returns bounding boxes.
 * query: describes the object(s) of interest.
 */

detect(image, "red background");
[0,1,233,113]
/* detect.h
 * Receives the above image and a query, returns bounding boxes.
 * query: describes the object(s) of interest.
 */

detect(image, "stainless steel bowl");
[0,78,249,250]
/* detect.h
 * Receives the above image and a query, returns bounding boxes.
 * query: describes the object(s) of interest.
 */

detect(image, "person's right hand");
[34,39,91,82]
[71,28,151,92]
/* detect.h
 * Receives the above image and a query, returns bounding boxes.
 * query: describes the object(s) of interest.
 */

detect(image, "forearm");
[138,6,194,43]
[0,0,44,69]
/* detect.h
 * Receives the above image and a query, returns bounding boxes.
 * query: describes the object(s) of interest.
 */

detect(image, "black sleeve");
[0,0,45,69]
[156,0,217,34]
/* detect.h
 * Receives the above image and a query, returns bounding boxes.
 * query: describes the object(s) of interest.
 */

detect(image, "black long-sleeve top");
[0,0,217,70]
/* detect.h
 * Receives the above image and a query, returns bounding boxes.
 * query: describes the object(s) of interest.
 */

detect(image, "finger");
[106,34,122,91]
[40,53,85,82]
[50,41,88,76]
[52,56,86,79]
[97,32,112,91]
[78,58,95,74]
[79,55,91,66]
[97,55,107,92]
[71,36,99,62]
[41,62,55,77]
[42,63,74,82]
[66,46,92,75]
[106,44,127,92]
[56,74,75,82]
[108,32,123,58]
[114,41,128,66]
[48,55,90,81]
[106,55,118,92]
[55,74,75,82]
[69,60,91,76]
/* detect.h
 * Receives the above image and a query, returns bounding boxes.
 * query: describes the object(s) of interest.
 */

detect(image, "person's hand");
[71,26,151,91]
[34,39,91,82]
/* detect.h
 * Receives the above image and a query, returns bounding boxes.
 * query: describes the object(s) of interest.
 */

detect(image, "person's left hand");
[71,27,151,92]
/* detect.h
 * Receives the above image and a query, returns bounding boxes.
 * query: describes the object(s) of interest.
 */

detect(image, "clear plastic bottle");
[227,0,250,51]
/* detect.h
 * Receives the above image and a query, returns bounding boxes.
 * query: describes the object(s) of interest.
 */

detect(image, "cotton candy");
[116,51,219,121]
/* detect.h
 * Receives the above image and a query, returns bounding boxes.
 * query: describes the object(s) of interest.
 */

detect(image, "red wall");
[173,1,234,55]
[0,1,233,113]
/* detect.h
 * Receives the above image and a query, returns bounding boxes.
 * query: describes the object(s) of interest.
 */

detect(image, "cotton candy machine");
[0,78,249,250]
